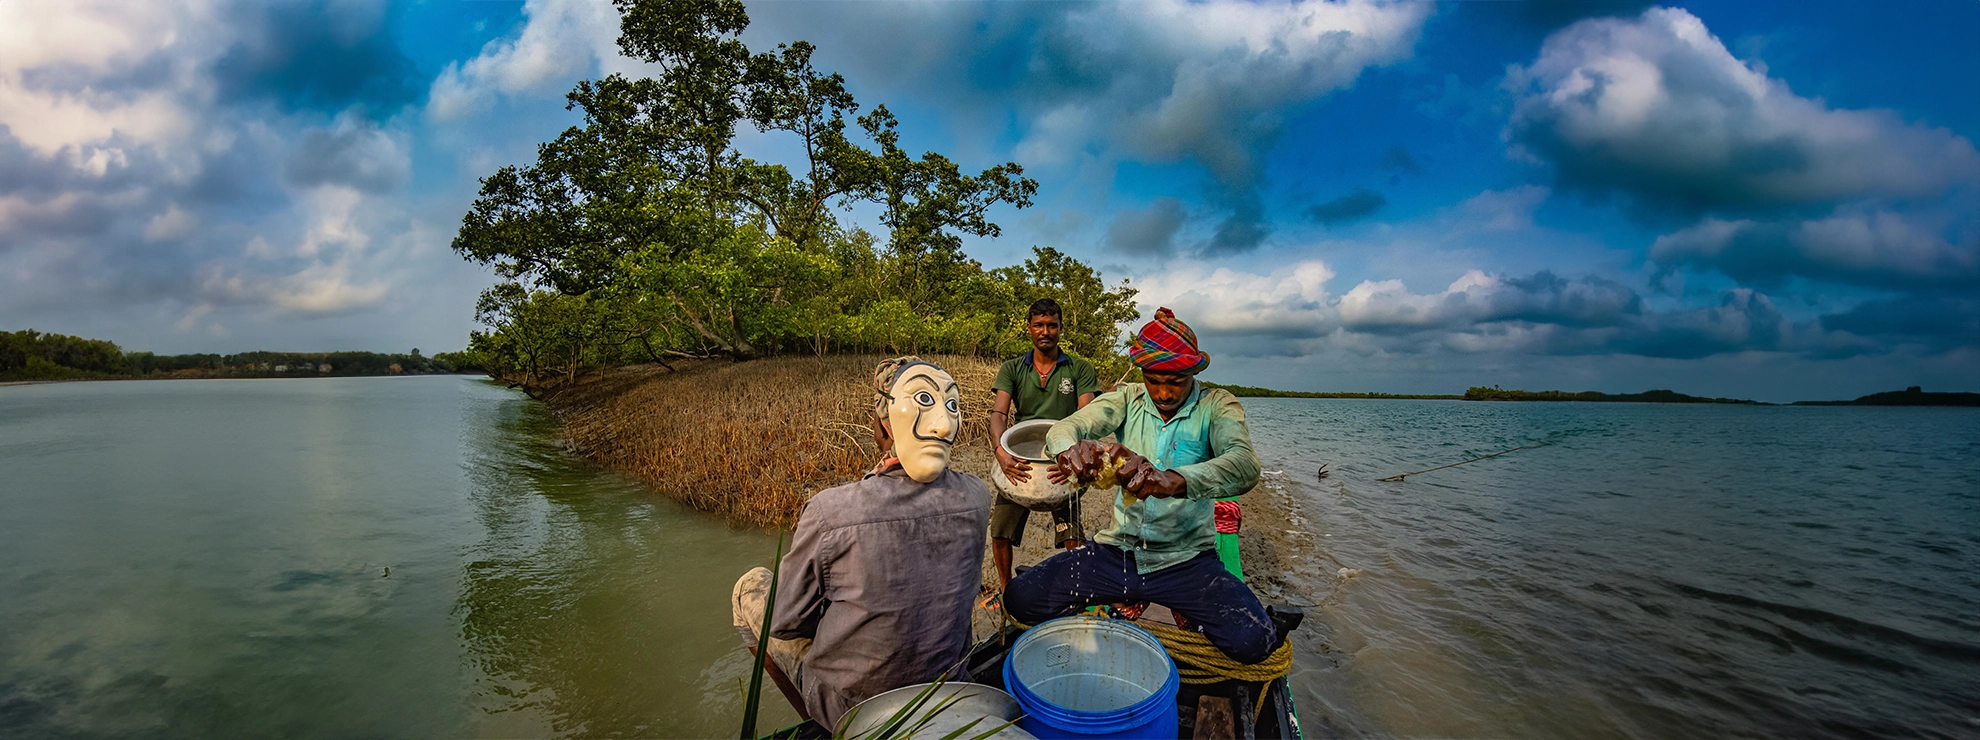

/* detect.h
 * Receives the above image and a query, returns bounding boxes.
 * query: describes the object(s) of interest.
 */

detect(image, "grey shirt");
[770,465,993,727]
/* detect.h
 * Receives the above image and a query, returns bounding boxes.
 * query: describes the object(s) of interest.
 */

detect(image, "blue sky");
[2,0,1975,401]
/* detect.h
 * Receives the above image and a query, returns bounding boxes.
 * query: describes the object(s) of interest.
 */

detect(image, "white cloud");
[1506,7,1980,213]
[426,0,636,121]
[1652,209,1980,288]
[1035,0,1432,185]
[1133,260,1337,339]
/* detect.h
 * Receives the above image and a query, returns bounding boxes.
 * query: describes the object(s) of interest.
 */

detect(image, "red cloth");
[1214,500,1242,534]
[1128,307,1210,375]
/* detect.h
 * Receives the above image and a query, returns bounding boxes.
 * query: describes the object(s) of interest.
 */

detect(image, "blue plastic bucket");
[1003,617,1180,739]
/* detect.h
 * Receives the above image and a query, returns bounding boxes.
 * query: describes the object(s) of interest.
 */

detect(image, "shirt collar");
[1132,380,1202,424]
[1022,348,1071,367]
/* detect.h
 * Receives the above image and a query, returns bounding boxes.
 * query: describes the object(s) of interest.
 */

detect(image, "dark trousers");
[1004,542,1276,664]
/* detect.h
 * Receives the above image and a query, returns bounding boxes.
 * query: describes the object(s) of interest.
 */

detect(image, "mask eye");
[914,391,936,406]
[945,398,959,414]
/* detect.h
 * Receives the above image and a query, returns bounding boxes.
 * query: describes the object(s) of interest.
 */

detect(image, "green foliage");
[1,329,467,382]
[1,330,127,379]
[453,0,1138,389]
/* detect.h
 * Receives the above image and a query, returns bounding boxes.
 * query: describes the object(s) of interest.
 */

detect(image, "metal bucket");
[995,419,1074,509]
[1002,618,1180,739]
[839,682,1034,739]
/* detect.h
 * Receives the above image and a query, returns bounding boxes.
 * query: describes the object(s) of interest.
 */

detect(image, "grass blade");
[741,526,788,740]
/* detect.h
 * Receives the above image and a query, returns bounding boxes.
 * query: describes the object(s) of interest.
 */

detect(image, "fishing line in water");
[1375,427,1591,482]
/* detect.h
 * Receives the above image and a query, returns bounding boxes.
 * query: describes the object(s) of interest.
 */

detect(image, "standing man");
[987,298,1100,598]
[1003,307,1275,665]
[731,357,992,727]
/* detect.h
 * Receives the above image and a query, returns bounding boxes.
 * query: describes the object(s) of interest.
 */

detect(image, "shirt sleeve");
[1073,359,1101,397]
[990,359,1018,396]
[1170,390,1262,501]
[1046,387,1127,456]
[769,505,831,640]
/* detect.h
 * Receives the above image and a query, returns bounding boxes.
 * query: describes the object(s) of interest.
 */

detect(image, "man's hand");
[995,445,1033,483]
[1049,439,1112,485]
[1117,452,1188,500]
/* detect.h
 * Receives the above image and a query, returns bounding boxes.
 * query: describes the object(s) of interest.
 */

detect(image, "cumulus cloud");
[1506,7,1980,216]
[426,0,636,121]
[0,0,441,346]
[1652,210,1980,290]
[1308,188,1387,226]
[1129,260,1890,361]
[1820,295,1980,345]
[285,114,410,193]
[1006,0,1431,188]
[1105,197,1187,257]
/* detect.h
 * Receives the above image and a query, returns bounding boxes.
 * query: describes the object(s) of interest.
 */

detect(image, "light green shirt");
[1045,382,1261,573]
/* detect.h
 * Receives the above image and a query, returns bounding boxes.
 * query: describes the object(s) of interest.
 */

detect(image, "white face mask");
[885,364,961,483]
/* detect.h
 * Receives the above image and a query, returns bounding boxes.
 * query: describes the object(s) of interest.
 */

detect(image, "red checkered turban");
[1128,307,1210,375]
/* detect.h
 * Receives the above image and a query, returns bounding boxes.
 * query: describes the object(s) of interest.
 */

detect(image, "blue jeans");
[1004,542,1276,664]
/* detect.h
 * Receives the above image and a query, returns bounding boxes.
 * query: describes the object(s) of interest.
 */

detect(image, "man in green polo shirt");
[988,298,1100,597]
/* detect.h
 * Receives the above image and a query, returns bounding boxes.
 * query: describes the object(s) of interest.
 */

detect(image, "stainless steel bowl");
[839,682,1033,739]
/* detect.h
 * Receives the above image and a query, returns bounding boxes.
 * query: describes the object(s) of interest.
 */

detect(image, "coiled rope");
[1000,608,1292,683]
[1135,621,1292,684]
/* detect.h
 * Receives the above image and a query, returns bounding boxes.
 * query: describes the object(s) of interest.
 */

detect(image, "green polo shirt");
[992,349,1099,422]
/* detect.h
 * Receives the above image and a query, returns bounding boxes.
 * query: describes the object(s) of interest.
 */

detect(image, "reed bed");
[547,355,1001,528]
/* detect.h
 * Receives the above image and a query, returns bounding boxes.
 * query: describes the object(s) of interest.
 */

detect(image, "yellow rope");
[1136,621,1292,684]
[1000,607,1292,684]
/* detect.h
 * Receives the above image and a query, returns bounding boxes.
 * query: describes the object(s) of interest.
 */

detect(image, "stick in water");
[1378,444,1545,482]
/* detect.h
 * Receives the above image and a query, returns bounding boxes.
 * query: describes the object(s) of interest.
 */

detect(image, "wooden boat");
[764,602,1306,739]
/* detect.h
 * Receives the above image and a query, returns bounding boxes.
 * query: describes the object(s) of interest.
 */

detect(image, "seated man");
[1003,308,1276,665]
[731,357,992,727]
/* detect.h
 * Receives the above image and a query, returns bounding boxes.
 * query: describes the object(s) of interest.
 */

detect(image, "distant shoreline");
[1207,381,1980,407]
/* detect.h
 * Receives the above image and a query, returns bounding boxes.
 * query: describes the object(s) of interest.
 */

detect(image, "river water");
[0,377,798,738]
[1245,399,1980,739]
[2,379,1975,738]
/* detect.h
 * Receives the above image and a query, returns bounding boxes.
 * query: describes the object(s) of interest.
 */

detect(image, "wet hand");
[1120,453,1187,500]
[996,447,1033,483]
[1051,440,1111,485]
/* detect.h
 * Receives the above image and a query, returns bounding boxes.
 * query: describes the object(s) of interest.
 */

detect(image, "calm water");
[3,380,1976,738]
[1244,399,1980,739]
[0,377,798,738]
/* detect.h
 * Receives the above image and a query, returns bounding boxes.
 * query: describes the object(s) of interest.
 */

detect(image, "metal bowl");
[996,419,1075,509]
[839,682,1033,739]
[999,419,1058,463]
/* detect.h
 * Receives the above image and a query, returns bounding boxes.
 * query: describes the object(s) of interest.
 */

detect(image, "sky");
[2,0,1976,401]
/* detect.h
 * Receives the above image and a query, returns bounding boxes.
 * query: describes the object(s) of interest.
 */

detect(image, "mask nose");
[924,401,958,442]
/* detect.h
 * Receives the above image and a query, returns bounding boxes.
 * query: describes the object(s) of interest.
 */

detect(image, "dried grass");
[545,355,1002,528]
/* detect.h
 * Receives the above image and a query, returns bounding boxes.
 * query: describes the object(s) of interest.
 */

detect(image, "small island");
[1793,386,1980,407]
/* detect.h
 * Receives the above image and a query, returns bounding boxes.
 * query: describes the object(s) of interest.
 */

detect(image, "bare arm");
[991,389,1032,482]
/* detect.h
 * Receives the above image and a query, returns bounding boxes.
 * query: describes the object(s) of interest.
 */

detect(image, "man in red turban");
[1004,307,1278,666]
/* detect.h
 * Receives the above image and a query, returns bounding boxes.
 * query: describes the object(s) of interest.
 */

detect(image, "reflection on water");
[0,377,794,738]
[1245,400,1980,738]
[452,390,799,737]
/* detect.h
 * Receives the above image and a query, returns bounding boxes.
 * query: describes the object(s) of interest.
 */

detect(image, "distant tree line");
[1,329,472,382]
[448,0,1140,392]
[1463,386,1764,404]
